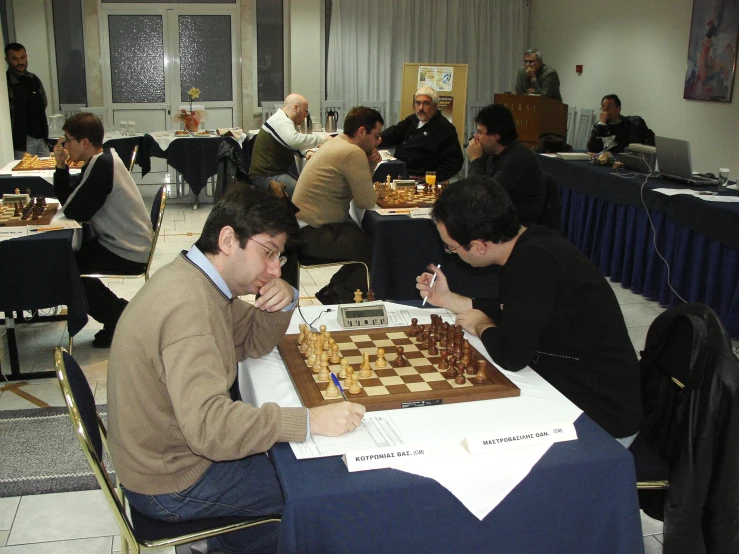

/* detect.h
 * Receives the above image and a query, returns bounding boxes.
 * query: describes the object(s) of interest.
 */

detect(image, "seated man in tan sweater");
[292,106,383,304]
[107,186,365,554]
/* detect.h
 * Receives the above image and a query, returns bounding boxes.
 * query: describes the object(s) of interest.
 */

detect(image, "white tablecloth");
[239,302,584,520]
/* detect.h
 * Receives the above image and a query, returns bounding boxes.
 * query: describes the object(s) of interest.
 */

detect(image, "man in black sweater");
[380,86,463,182]
[586,94,655,154]
[416,176,642,444]
[467,104,545,224]
[54,113,153,348]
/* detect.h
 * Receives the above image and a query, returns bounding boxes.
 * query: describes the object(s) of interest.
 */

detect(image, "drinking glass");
[718,168,730,190]
[426,171,437,187]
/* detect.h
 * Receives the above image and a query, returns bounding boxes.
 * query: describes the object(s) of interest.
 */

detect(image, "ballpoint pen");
[330,373,348,401]
[422,264,440,306]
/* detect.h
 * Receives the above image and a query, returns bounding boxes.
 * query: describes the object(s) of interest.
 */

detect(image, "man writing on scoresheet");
[108,186,365,554]
[416,176,642,446]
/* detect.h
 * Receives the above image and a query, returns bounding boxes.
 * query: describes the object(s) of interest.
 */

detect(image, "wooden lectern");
[493,94,568,148]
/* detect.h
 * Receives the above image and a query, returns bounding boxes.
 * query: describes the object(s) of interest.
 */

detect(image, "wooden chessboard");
[375,190,440,209]
[278,326,520,412]
[12,156,83,171]
[0,203,58,226]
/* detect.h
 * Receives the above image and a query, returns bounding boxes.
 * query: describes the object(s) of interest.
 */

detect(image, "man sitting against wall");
[587,94,655,154]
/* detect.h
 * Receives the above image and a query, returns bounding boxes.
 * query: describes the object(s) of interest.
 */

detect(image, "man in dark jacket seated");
[416,176,643,445]
[380,86,464,182]
[587,94,655,154]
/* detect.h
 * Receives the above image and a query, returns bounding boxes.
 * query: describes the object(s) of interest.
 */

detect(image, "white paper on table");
[694,193,739,203]
[0,227,29,241]
[387,307,456,326]
[290,412,405,459]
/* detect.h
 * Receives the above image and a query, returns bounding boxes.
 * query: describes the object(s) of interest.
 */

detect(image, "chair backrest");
[566,106,577,146]
[360,100,386,121]
[145,185,167,280]
[466,101,489,143]
[60,103,86,119]
[539,173,562,233]
[572,108,594,150]
[54,347,140,550]
[321,100,345,129]
[261,102,280,126]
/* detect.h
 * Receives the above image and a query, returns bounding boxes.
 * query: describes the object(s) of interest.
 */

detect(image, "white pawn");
[312,357,321,374]
[339,358,349,379]
[319,324,327,335]
[323,334,332,350]
[307,351,317,367]
[375,347,387,368]
[359,352,372,378]
[304,345,313,360]
[330,343,341,364]
[344,365,354,388]
[326,378,339,398]
[318,352,330,381]
[349,372,361,394]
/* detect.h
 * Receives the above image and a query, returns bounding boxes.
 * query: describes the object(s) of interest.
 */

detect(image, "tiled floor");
[5,200,735,552]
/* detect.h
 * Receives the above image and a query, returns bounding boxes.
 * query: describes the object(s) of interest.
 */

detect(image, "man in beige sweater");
[292,106,383,304]
[108,186,365,554]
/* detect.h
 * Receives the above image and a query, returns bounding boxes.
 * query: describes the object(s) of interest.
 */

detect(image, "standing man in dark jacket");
[380,86,463,182]
[5,43,50,159]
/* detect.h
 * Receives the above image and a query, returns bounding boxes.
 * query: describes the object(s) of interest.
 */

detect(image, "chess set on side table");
[12,153,84,171]
[277,314,520,412]
[1,188,58,226]
[374,175,450,209]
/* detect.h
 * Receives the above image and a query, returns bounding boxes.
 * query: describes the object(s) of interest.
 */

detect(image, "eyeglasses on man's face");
[443,242,467,255]
[248,237,287,267]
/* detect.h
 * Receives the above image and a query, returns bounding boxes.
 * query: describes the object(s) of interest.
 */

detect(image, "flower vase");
[184,112,199,132]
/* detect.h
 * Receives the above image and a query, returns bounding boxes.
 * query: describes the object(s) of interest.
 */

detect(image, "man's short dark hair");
[195,184,300,255]
[63,112,105,148]
[474,104,518,146]
[432,176,520,247]
[343,106,384,137]
[4,43,25,56]
[601,94,621,107]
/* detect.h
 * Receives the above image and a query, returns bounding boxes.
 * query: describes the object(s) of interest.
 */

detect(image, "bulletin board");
[401,63,468,145]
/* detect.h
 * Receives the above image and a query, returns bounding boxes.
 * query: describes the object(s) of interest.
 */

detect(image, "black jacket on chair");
[635,303,739,554]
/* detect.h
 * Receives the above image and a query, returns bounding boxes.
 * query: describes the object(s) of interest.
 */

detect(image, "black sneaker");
[92,326,116,349]
[315,284,341,306]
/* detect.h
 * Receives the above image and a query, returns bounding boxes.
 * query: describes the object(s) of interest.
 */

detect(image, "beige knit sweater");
[292,133,377,226]
[107,254,307,495]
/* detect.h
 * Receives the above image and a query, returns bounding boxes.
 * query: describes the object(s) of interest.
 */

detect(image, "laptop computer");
[655,136,719,186]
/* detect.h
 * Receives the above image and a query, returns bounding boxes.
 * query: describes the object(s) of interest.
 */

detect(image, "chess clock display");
[337,305,388,328]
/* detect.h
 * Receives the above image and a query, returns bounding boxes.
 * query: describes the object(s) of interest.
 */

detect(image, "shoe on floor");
[315,284,341,305]
[92,326,116,349]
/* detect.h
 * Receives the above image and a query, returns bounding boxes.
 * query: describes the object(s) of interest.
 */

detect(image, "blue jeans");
[123,455,284,554]
[14,136,50,159]
[251,173,298,198]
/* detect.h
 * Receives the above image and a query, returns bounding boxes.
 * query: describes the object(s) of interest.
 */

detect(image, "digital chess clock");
[337,305,388,328]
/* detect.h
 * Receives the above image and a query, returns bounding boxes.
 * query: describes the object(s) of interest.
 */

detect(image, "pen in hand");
[422,264,440,306]
[330,373,348,401]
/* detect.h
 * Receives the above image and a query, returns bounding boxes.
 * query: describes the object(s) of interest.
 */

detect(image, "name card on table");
[343,444,431,472]
[461,422,577,455]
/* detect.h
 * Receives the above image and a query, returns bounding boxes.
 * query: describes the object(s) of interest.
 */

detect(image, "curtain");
[327,0,529,123]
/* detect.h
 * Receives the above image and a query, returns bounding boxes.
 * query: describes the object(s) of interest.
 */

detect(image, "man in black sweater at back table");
[53,113,153,348]
[467,104,545,225]
[416,176,643,445]
[380,86,463,182]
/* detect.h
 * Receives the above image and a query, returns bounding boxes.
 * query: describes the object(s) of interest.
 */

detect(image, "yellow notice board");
[401,63,468,145]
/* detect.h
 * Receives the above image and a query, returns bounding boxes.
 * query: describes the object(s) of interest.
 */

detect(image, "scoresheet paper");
[291,412,405,459]
[388,307,456,326]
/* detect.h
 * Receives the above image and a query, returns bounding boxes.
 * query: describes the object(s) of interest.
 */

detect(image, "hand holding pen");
[417,263,449,307]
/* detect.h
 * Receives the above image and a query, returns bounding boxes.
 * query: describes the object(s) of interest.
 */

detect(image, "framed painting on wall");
[683,0,739,102]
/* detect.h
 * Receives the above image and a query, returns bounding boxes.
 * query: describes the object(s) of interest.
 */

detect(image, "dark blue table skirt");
[362,210,500,301]
[271,414,642,553]
[562,187,739,337]
[0,231,88,336]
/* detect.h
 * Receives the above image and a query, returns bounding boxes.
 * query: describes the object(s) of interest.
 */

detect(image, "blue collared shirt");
[186,246,299,310]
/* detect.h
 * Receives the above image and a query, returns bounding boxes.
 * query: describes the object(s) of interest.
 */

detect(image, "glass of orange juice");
[426,171,437,187]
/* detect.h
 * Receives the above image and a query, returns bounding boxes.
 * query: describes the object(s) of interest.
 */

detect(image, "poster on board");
[418,66,454,92]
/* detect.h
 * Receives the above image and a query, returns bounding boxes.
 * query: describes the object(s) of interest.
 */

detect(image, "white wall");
[289,0,323,114]
[12,0,55,115]
[530,0,739,174]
